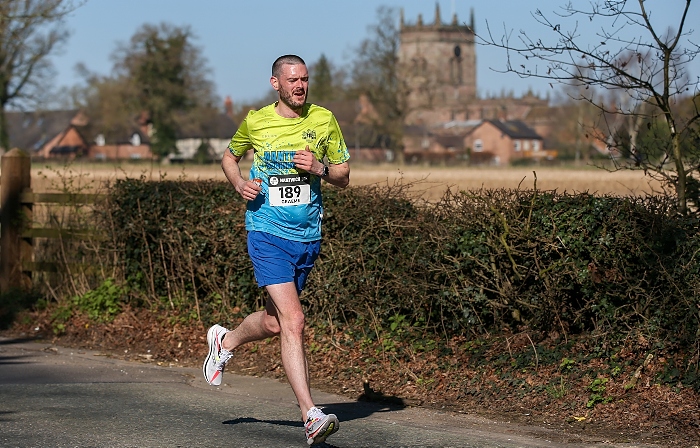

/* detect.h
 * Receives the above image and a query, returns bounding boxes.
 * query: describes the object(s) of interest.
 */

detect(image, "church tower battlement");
[399,3,477,125]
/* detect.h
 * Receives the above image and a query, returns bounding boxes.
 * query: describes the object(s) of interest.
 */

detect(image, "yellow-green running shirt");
[228,102,350,242]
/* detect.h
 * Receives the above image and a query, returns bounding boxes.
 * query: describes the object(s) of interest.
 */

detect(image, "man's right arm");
[221,150,261,201]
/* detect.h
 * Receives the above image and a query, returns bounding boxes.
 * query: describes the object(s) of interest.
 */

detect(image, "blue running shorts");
[247,231,321,293]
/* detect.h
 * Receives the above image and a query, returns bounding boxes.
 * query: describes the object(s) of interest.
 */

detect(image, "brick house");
[87,127,154,161]
[402,124,472,165]
[85,109,153,161]
[1,108,154,161]
[463,119,554,165]
[2,110,90,159]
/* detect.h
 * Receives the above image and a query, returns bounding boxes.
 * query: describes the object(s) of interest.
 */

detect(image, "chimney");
[224,96,234,118]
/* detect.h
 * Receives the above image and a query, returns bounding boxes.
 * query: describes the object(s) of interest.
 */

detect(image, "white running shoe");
[304,406,339,445]
[202,324,233,386]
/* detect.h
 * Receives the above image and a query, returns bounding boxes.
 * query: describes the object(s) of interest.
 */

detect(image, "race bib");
[268,174,311,206]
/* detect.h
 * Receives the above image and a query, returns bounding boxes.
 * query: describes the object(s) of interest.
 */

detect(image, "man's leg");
[221,282,313,420]
[266,282,314,421]
[221,305,280,349]
[266,282,315,419]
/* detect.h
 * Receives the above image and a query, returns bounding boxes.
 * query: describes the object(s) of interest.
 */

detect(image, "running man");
[203,54,350,446]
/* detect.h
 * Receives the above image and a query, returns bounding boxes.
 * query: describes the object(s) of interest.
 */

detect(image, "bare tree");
[480,0,700,214]
[0,0,83,151]
[549,87,602,163]
[350,6,407,162]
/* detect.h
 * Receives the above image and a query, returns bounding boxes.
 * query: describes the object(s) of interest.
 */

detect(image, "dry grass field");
[26,161,665,200]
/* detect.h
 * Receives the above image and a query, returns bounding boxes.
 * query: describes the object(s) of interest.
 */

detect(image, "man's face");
[273,63,309,110]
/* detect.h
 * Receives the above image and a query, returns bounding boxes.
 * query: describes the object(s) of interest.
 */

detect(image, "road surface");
[0,337,659,448]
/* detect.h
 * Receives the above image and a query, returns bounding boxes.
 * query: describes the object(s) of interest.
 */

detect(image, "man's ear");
[270,76,279,91]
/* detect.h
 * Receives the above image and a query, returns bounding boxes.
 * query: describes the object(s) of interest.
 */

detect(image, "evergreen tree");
[310,54,333,102]
[105,23,218,159]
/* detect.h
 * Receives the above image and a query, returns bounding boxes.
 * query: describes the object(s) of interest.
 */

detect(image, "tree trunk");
[672,133,686,215]
[394,146,405,166]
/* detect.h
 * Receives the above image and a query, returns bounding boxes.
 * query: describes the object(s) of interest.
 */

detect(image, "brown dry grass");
[26,161,664,200]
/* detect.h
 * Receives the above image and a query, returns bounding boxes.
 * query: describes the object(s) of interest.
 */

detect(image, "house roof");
[316,100,360,125]
[176,113,238,140]
[403,125,432,137]
[436,119,483,130]
[208,113,238,139]
[486,119,542,139]
[5,109,83,153]
[110,128,151,145]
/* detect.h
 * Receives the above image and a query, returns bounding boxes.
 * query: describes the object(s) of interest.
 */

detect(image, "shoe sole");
[203,325,223,386]
[307,415,339,445]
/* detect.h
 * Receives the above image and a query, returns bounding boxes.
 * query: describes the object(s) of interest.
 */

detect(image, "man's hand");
[293,145,322,176]
[236,178,262,201]
[222,151,262,201]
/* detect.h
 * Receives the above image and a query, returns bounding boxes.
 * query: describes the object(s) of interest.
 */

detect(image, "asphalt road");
[0,337,659,448]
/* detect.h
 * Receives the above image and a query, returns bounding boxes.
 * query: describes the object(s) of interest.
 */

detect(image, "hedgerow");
[98,177,700,353]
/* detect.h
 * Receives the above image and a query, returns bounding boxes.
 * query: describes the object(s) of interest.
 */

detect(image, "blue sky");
[52,0,699,108]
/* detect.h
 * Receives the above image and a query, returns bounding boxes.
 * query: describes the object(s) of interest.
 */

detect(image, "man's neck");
[275,101,304,118]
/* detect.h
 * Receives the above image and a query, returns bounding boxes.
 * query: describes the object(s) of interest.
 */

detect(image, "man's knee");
[280,310,306,336]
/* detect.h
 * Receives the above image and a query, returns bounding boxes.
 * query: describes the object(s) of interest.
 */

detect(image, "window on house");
[130,133,141,146]
[524,140,530,151]
[130,153,142,160]
[514,140,521,152]
[533,140,541,151]
[95,134,106,147]
[474,139,483,152]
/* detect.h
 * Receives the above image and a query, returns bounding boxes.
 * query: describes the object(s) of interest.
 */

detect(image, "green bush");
[72,278,127,322]
[97,178,700,350]
[102,178,261,319]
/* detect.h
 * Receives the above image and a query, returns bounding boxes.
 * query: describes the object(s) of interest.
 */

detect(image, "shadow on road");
[0,337,37,345]
[0,410,16,423]
[223,399,404,427]
[223,400,403,448]
[0,355,30,365]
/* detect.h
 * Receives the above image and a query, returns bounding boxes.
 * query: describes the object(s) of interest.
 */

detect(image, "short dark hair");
[272,54,306,78]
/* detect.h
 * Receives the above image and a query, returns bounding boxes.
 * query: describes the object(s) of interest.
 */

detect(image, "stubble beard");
[279,86,307,112]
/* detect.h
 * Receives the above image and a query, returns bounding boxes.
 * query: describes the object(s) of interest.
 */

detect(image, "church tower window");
[451,45,463,85]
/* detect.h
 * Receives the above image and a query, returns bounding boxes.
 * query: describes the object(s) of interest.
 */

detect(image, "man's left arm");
[325,161,350,188]
[292,147,350,188]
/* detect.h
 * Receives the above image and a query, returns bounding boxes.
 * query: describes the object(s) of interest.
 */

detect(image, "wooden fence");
[0,148,103,292]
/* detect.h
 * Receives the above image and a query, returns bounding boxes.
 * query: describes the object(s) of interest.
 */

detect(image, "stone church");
[397,4,556,164]
[398,3,477,125]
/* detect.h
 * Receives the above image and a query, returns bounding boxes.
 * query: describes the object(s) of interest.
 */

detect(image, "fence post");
[1,148,32,292]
